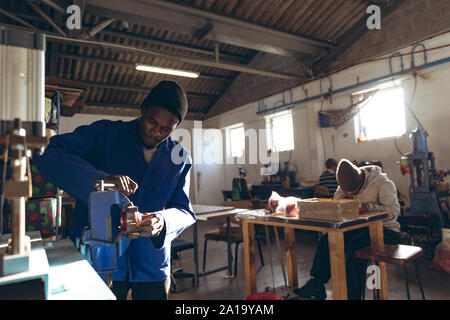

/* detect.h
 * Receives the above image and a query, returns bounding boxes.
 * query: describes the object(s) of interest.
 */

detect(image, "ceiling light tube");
[135,64,199,78]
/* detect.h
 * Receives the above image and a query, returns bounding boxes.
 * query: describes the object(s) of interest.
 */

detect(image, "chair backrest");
[171,238,195,253]
[314,185,331,198]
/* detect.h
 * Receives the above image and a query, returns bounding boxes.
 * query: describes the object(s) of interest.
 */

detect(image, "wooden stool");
[355,244,426,300]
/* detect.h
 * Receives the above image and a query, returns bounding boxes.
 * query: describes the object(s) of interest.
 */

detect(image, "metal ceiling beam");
[82,102,205,117]
[99,29,247,63]
[80,18,115,39]
[35,0,65,14]
[58,53,234,81]
[26,0,68,37]
[0,8,41,31]
[315,0,405,73]
[71,80,217,98]
[2,10,248,62]
[46,34,307,80]
[84,0,335,58]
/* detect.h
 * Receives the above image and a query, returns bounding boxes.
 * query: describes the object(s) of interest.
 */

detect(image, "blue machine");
[79,180,133,284]
[404,126,447,231]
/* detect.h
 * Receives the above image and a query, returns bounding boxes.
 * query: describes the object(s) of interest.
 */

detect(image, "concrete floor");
[170,220,450,300]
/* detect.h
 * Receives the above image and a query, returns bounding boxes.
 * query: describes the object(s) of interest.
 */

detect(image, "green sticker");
[40,207,48,215]
[28,203,37,211]
[44,182,54,189]
[27,225,36,231]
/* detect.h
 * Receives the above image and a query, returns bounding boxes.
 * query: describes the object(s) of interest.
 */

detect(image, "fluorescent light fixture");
[135,64,199,78]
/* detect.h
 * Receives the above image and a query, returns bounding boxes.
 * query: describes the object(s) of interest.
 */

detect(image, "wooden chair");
[355,244,426,300]
[313,185,331,198]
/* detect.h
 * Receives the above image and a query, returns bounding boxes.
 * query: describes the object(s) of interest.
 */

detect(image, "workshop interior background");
[0,0,450,300]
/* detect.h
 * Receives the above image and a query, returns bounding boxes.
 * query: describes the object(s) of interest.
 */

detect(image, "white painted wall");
[197,32,450,205]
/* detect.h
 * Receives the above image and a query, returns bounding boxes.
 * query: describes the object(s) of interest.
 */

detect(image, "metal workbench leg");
[193,222,199,286]
[226,216,233,278]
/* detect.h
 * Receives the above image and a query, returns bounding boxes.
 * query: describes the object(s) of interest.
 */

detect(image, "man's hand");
[122,212,165,239]
[138,213,164,238]
[104,175,138,196]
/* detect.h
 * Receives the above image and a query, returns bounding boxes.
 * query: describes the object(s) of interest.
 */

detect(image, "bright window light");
[225,123,245,158]
[355,86,406,142]
[265,110,294,152]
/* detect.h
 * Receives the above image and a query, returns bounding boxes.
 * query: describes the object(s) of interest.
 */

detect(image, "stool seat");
[355,244,423,265]
[356,244,426,300]
[204,229,243,242]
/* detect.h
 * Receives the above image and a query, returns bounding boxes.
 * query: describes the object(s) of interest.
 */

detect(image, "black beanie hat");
[141,81,188,123]
[336,159,365,193]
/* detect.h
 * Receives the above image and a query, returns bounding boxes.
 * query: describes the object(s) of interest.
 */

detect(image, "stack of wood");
[45,77,90,118]
[298,198,360,222]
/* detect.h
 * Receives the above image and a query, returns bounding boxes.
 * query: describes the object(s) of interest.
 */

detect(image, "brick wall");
[206,0,450,119]
[330,0,450,70]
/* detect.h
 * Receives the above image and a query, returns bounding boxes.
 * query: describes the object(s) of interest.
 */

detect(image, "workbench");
[0,232,116,299]
[237,210,389,300]
[45,238,116,300]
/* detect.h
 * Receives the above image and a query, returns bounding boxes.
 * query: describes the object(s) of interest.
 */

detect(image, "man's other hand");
[137,212,165,238]
[104,175,138,196]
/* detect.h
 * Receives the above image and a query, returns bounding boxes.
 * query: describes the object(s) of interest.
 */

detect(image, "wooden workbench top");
[236,209,388,229]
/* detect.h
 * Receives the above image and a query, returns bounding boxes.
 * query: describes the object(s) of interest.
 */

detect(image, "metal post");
[226,216,233,278]
[55,90,61,241]
[403,265,411,300]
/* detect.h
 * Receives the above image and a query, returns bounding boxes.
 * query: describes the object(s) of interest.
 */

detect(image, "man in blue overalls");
[34,81,196,300]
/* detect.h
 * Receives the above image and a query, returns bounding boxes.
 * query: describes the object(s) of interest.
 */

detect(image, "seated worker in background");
[294,159,401,300]
[34,80,196,300]
[315,158,339,198]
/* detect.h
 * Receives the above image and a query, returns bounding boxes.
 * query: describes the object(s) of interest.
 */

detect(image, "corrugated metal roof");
[0,0,393,119]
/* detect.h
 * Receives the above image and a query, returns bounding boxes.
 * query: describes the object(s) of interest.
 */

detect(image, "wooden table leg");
[242,220,256,296]
[284,227,298,288]
[328,230,347,300]
[369,220,388,300]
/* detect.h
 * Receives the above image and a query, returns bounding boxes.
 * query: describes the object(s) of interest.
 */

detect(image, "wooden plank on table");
[242,220,256,297]
[328,230,347,300]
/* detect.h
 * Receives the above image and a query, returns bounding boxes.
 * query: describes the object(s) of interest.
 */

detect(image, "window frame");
[353,81,406,143]
[264,109,295,152]
[225,122,245,159]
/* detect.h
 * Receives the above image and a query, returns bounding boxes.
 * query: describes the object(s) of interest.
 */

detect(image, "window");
[225,123,245,158]
[354,84,406,142]
[265,110,294,152]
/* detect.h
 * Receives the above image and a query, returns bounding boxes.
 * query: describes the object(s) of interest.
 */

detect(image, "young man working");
[294,159,401,300]
[34,81,196,300]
